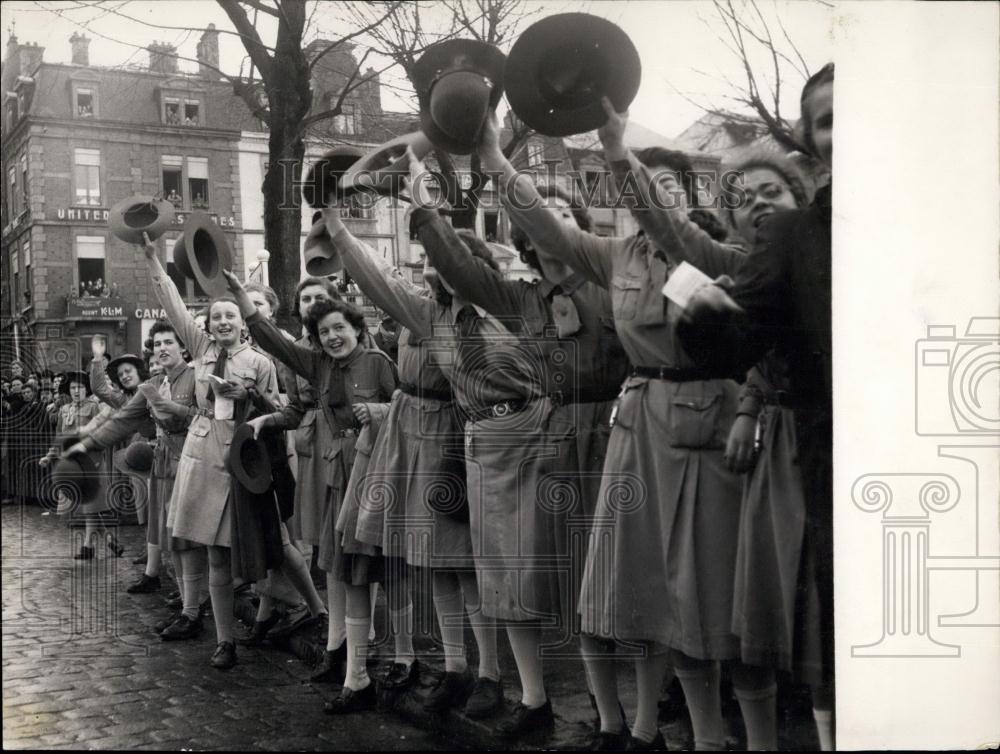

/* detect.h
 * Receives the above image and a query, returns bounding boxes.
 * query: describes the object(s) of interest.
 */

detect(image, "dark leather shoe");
[592,727,631,750]
[310,643,347,683]
[237,610,282,646]
[267,605,310,639]
[209,641,237,670]
[106,534,124,558]
[160,614,204,641]
[381,659,420,690]
[323,682,376,715]
[73,546,95,561]
[154,611,181,634]
[625,730,668,751]
[127,574,161,594]
[424,668,475,713]
[164,591,182,609]
[132,552,148,565]
[464,676,503,719]
[494,699,554,740]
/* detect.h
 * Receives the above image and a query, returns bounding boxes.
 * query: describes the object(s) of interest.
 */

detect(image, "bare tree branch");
[307,2,402,72]
[217,0,273,79]
[236,0,280,18]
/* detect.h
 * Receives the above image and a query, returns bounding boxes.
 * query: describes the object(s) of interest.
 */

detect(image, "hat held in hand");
[51,437,101,504]
[228,423,272,495]
[172,211,233,298]
[303,211,342,277]
[302,145,366,209]
[113,440,155,477]
[411,39,506,155]
[109,195,175,244]
[505,13,641,137]
[339,131,434,200]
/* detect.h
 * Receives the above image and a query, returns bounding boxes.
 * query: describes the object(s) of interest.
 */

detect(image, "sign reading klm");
[55,207,236,227]
[67,296,127,319]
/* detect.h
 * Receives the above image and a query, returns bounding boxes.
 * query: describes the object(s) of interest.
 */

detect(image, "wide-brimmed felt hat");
[227,423,272,494]
[109,195,175,244]
[59,370,90,395]
[113,440,155,476]
[505,13,641,137]
[51,440,100,502]
[106,353,144,380]
[302,145,366,209]
[412,39,506,155]
[339,131,434,199]
[303,215,342,277]
[173,211,233,298]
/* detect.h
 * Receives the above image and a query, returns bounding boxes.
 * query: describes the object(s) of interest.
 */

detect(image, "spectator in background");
[373,317,399,363]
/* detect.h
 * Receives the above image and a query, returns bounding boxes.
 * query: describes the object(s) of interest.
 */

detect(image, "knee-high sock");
[581,635,622,733]
[279,543,326,616]
[145,543,161,578]
[389,604,415,666]
[369,583,378,642]
[207,547,234,643]
[632,646,670,744]
[506,622,547,708]
[732,663,777,751]
[256,589,275,622]
[179,548,206,621]
[432,572,467,674]
[345,584,372,691]
[674,655,727,750]
[385,562,414,665]
[326,572,346,651]
[813,708,834,751]
[458,571,499,681]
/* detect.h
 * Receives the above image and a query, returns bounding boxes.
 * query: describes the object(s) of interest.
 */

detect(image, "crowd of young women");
[50,63,834,751]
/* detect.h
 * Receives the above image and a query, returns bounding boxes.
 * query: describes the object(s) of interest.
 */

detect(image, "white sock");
[208,580,234,643]
[326,573,346,651]
[813,707,834,751]
[675,662,727,750]
[344,616,371,691]
[432,587,468,674]
[256,593,275,622]
[145,543,161,578]
[389,604,415,667]
[459,572,499,681]
[369,583,378,642]
[735,684,778,750]
[506,623,547,708]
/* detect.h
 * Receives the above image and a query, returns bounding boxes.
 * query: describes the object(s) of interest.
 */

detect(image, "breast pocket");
[231,366,258,386]
[611,275,643,321]
[668,388,725,449]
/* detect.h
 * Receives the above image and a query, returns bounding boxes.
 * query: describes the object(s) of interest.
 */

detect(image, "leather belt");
[334,428,359,438]
[398,381,454,403]
[463,399,529,423]
[631,365,718,382]
[547,389,621,406]
[192,407,215,419]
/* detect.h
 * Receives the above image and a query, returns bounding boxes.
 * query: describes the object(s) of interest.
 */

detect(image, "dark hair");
[304,298,366,343]
[721,150,811,229]
[110,357,149,390]
[245,282,280,319]
[149,318,185,350]
[687,209,730,242]
[800,63,834,157]
[633,147,697,206]
[292,276,342,321]
[510,183,594,272]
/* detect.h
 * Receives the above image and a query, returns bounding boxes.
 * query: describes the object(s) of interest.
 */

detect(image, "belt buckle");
[491,402,511,418]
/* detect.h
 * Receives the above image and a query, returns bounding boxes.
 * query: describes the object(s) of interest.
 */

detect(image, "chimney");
[196,23,219,78]
[147,42,178,74]
[70,33,90,66]
[18,41,45,76]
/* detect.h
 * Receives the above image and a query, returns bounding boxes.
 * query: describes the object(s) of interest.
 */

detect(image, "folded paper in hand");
[661,261,713,309]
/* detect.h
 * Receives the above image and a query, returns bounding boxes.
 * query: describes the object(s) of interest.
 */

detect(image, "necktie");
[327,362,356,429]
[208,347,228,403]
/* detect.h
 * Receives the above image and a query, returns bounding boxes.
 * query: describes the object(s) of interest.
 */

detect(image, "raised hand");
[141,232,157,260]
[91,334,107,362]
[597,96,629,161]
[477,111,505,172]
[405,146,436,210]
[221,270,256,318]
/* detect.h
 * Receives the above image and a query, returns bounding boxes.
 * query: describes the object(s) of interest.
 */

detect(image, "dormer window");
[184,101,200,126]
[164,98,181,125]
[75,89,94,117]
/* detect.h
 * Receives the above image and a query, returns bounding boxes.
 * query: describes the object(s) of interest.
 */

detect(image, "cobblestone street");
[2,505,446,751]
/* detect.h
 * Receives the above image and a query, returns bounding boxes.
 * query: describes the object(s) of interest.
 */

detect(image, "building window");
[73,148,101,206]
[340,193,373,220]
[10,248,19,312]
[162,155,183,206]
[20,153,28,211]
[187,157,209,209]
[5,96,18,130]
[75,236,106,297]
[527,142,545,168]
[164,98,181,125]
[410,267,424,285]
[75,88,94,117]
[409,213,421,241]
[184,101,200,126]
[7,166,17,217]
[484,210,499,242]
[333,102,358,135]
[22,240,32,307]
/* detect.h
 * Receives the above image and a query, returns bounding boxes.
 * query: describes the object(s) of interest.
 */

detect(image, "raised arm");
[598,99,743,280]
[140,234,208,358]
[222,270,322,382]
[477,115,615,288]
[322,209,436,338]
[89,338,127,409]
